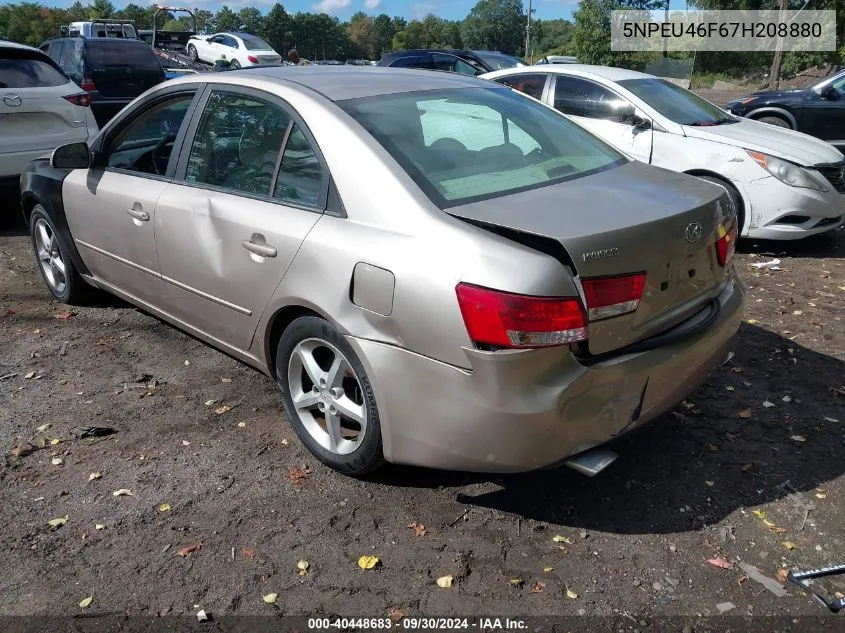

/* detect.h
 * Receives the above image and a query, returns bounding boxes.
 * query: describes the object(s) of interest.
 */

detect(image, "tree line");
[0,0,573,62]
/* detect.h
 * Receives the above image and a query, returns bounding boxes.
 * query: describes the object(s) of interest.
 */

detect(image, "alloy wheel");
[34,219,67,295]
[287,338,368,455]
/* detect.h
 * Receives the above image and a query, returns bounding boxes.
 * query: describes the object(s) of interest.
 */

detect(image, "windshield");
[474,52,526,70]
[618,77,735,126]
[339,87,626,208]
[240,35,272,50]
[87,41,162,71]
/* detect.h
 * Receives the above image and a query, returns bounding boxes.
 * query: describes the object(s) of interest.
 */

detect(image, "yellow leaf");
[95,524,105,530]
[783,541,798,550]
[159,503,171,512]
[792,310,803,316]
[50,438,61,445]
[763,518,776,528]
[48,515,68,529]
[51,457,63,466]
[816,492,827,499]
[725,386,735,391]
[752,509,767,519]
[297,560,309,575]
[566,588,578,599]
[78,596,93,609]
[237,422,246,428]
[552,535,572,544]
[436,575,453,588]
[214,405,231,415]
[204,399,216,406]
[88,472,101,481]
[36,423,51,432]
[746,319,759,325]
[357,555,380,570]
[262,593,278,604]
[112,489,134,497]
[509,578,523,587]
[33,328,41,334]
[543,566,554,573]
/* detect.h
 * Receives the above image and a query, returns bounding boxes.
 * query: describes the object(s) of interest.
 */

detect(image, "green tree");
[369,13,395,58]
[461,0,524,55]
[192,9,214,34]
[0,2,58,45]
[345,11,371,58]
[214,6,239,33]
[113,3,155,29]
[260,4,291,52]
[87,0,114,19]
[237,7,262,34]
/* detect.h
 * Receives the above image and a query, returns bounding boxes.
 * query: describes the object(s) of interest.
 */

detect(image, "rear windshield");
[0,49,68,88]
[339,87,626,208]
[86,41,162,71]
[240,35,272,51]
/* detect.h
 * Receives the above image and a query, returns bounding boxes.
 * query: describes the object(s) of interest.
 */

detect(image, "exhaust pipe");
[564,448,618,476]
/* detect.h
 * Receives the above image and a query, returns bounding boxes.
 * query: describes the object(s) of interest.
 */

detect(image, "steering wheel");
[152,132,178,175]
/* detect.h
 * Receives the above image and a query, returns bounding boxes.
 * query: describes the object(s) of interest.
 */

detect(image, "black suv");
[725,70,845,152]
[377,49,526,75]
[40,37,165,126]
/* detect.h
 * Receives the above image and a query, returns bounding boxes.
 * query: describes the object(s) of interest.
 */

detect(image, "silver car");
[21,68,744,475]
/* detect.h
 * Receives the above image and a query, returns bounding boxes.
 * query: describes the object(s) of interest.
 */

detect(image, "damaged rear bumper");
[348,272,744,473]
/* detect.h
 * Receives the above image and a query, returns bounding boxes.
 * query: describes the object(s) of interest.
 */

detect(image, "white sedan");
[0,40,98,192]
[483,65,845,240]
[187,32,282,68]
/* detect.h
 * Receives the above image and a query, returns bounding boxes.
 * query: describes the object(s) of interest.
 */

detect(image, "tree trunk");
[768,0,788,89]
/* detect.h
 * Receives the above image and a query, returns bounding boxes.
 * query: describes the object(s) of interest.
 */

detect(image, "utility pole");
[525,0,533,63]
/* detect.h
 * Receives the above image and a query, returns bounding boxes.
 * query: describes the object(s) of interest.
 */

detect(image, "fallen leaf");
[531,581,545,593]
[776,567,789,583]
[50,438,61,445]
[36,423,51,432]
[725,385,735,391]
[705,480,715,487]
[237,421,246,428]
[176,542,202,557]
[769,526,788,534]
[221,377,232,383]
[55,311,76,319]
[738,409,752,419]
[262,593,278,605]
[184,360,191,366]
[204,399,216,406]
[387,608,406,623]
[159,503,171,512]
[707,557,732,570]
[762,519,777,528]
[88,472,101,481]
[358,555,380,570]
[48,515,69,529]
[78,596,93,608]
[792,310,803,316]
[552,534,572,544]
[752,509,767,520]
[112,489,134,497]
[509,578,523,587]
[783,541,798,550]
[790,435,806,442]
[214,405,231,415]
[51,457,63,466]
[2,308,16,317]
[763,400,775,408]
[566,588,578,599]
[288,467,311,484]
[280,439,289,446]
[297,559,309,575]
[242,547,256,559]
[543,566,554,573]
[746,319,759,324]
[95,524,105,530]
[407,522,426,537]
[436,575,453,588]
[816,492,827,499]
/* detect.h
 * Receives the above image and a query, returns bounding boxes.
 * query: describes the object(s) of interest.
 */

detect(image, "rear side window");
[495,73,548,101]
[0,49,68,88]
[86,42,162,72]
[59,40,82,78]
[390,55,431,69]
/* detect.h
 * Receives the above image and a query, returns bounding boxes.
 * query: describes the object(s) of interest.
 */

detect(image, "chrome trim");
[75,239,159,278]
[161,274,252,316]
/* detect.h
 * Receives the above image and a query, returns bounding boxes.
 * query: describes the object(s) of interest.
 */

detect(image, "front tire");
[754,114,791,129]
[29,205,87,304]
[276,316,385,476]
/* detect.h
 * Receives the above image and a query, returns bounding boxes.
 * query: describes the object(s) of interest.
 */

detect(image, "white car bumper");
[740,175,845,240]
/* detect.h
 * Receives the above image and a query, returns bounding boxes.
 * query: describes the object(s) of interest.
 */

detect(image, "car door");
[202,35,225,62]
[153,87,325,351]
[62,87,200,304]
[218,35,239,63]
[801,75,845,147]
[550,74,652,163]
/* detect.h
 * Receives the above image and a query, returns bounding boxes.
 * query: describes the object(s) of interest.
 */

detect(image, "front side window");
[431,53,479,76]
[107,94,194,175]
[553,75,635,123]
[340,87,626,207]
[494,73,548,101]
[618,77,734,126]
[0,50,68,89]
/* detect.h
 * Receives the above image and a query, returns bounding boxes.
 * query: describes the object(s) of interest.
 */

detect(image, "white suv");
[0,40,98,191]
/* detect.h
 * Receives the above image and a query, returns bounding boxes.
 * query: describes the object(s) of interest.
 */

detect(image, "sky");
[0,0,581,23]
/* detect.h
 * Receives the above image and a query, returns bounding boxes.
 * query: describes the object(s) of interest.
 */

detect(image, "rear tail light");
[247,55,259,64]
[716,220,737,267]
[63,92,91,107]
[80,75,96,91]
[581,273,646,321]
[455,283,586,349]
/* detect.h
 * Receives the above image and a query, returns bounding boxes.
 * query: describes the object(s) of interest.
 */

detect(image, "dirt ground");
[1,203,844,625]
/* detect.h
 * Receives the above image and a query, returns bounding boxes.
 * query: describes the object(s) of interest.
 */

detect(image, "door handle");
[242,239,277,258]
[127,207,150,222]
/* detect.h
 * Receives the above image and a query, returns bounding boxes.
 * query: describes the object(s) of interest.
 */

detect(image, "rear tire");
[187,44,198,62]
[696,175,745,236]
[754,114,791,129]
[276,316,385,476]
[29,205,88,304]
[229,59,240,69]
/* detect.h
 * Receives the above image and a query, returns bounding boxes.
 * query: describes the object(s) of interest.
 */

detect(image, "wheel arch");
[745,106,797,129]
[263,303,332,375]
[683,169,747,234]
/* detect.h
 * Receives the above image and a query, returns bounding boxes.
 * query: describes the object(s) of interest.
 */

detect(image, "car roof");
[491,64,653,82]
[233,66,494,101]
[0,39,42,53]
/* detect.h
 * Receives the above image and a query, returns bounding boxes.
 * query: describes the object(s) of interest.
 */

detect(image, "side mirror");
[632,113,652,130]
[820,85,837,100]
[50,142,91,169]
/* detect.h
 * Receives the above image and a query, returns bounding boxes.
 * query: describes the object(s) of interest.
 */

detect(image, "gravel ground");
[1,207,844,625]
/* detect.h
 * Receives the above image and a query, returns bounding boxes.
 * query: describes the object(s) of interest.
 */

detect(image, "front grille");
[815,161,845,193]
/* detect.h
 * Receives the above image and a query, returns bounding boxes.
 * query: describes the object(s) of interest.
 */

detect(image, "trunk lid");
[448,161,729,355]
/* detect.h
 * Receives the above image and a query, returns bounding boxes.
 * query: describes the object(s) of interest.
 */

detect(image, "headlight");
[746,150,830,192]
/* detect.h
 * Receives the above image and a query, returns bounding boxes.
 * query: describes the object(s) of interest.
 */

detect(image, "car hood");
[683,119,843,166]
[748,88,806,99]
